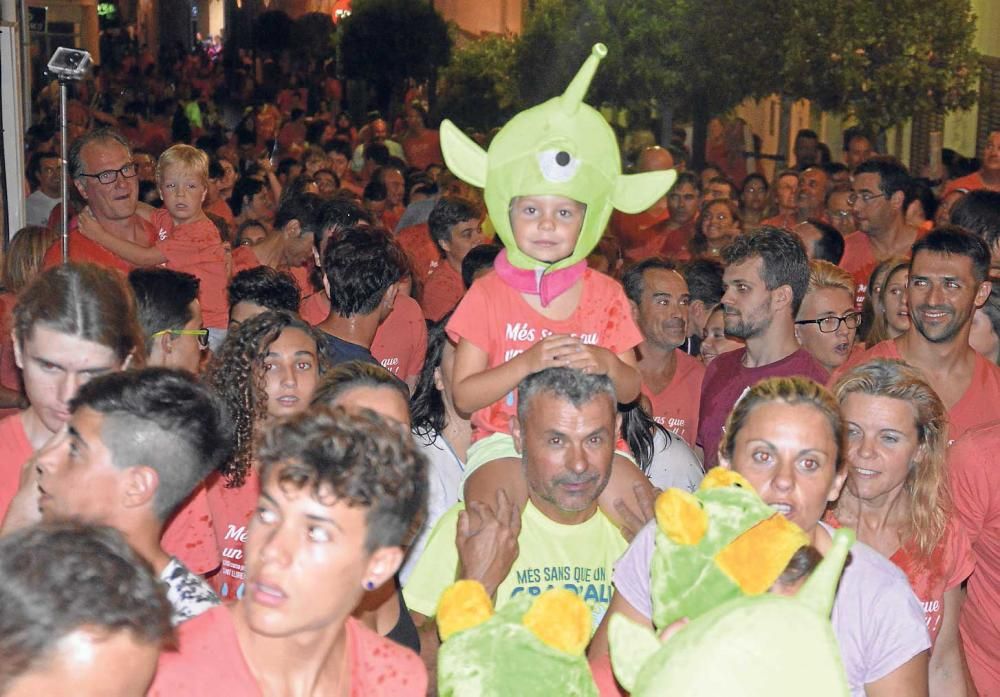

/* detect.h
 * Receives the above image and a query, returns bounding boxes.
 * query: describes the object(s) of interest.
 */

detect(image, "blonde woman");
[830,359,975,696]
[795,260,862,373]
[863,259,910,349]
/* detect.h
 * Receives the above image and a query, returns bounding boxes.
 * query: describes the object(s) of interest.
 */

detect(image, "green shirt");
[403,499,627,632]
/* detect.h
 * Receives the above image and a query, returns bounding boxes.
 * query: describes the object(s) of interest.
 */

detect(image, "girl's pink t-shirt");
[447,269,642,441]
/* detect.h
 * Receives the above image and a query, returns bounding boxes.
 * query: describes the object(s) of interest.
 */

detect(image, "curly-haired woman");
[204,310,326,602]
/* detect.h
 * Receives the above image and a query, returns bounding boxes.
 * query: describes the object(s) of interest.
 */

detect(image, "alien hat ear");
[440,120,487,189]
[613,169,677,214]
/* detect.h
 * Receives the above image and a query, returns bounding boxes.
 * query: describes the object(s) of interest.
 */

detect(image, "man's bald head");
[638,146,675,173]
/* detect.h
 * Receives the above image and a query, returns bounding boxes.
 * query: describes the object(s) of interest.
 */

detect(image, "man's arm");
[77,209,166,266]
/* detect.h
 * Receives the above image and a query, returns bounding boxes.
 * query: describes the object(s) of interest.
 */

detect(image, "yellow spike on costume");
[437,580,494,641]
[655,488,708,545]
[522,588,592,656]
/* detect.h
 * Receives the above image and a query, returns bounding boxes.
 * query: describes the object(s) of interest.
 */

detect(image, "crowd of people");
[1,33,1000,697]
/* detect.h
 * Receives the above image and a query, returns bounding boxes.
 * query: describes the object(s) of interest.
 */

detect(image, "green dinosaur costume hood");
[440,43,675,271]
[436,582,598,697]
[610,528,856,697]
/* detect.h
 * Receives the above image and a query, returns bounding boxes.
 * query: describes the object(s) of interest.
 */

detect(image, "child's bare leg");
[598,454,656,541]
[464,457,529,512]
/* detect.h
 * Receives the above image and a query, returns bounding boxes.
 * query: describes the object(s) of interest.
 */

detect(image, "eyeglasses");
[829,209,853,219]
[79,163,138,185]
[152,328,210,349]
[847,190,886,205]
[795,312,862,333]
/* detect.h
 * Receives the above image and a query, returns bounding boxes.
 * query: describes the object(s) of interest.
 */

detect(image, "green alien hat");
[440,43,676,271]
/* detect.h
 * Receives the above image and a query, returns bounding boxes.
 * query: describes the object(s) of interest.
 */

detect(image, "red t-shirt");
[943,172,1000,196]
[149,607,427,697]
[371,295,428,384]
[834,340,1000,444]
[300,290,329,326]
[381,206,404,235]
[641,350,705,446]
[41,217,156,273]
[231,246,260,276]
[287,264,314,300]
[0,412,32,523]
[161,482,221,576]
[420,261,465,322]
[839,226,929,309]
[610,206,670,262]
[950,421,1000,694]
[825,513,973,645]
[839,231,886,308]
[205,469,261,602]
[151,210,231,329]
[396,223,441,281]
[402,130,443,171]
[205,198,235,227]
[447,269,643,441]
[659,220,697,262]
[760,211,798,230]
[697,348,828,469]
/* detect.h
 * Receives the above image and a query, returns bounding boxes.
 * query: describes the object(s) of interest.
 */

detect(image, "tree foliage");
[436,35,520,132]
[782,0,980,134]
[254,9,294,57]
[514,0,782,165]
[338,0,452,113]
[290,12,337,65]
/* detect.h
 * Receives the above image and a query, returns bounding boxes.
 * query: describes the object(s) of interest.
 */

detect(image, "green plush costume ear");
[440,43,676,272]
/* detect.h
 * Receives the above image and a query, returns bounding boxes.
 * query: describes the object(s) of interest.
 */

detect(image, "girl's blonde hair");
[833,359,949,558]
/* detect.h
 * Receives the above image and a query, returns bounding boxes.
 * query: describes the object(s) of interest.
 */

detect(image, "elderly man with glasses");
[42,128,156,272]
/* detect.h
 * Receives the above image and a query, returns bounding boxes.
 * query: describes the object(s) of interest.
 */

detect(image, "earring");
[364,580,375,591]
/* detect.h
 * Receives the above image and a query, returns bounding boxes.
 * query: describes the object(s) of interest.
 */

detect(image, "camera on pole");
[46,47,93,263]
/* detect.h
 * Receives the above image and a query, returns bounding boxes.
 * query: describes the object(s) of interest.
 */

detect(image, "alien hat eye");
[537,149,581,183]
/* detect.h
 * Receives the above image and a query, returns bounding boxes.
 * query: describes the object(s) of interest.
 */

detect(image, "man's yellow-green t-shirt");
[403,499,627,631]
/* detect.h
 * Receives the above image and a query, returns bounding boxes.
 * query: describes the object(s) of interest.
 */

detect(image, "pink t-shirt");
[420,261,465,323]
[149,607,427,696]
[161,482,221,576]
[371,294,428,384]
[641,350,705,446]
[0,413,32,523]
[697,347,828,469]
[825,513,973,645]
[447,269,643,441]
[949,421,1000,695]
[151,209,231,329]
[613,520,930,697]
[834,340,1000,444]
[205,469,261,602]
